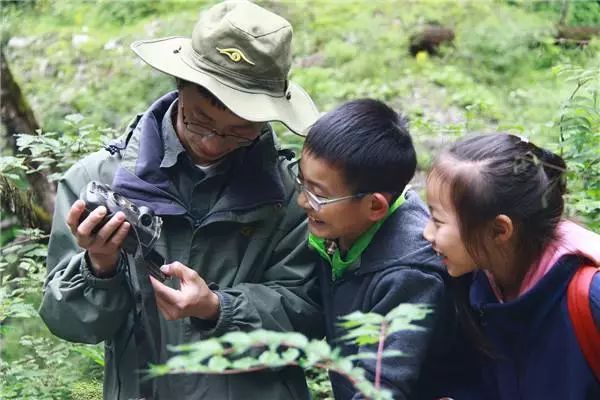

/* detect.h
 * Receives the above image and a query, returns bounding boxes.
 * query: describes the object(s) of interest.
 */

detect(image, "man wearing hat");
[39,1,322,399]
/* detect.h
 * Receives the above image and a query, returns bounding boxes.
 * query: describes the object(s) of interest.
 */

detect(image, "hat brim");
[131,37,318,136]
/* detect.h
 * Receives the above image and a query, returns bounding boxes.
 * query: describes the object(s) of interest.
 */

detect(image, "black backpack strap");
[127,248,163,399]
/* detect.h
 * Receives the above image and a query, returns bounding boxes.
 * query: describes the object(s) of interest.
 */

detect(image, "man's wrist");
[192,291,220,320]
[204,291,220,321]
[81,252,126,290]
[85,251,120,278]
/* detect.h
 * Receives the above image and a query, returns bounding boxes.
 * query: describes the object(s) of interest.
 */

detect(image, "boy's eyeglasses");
[180,97,259,147]
[287,159,368,212]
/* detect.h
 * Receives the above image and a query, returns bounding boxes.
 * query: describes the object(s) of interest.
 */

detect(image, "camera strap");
[128,248,164,400]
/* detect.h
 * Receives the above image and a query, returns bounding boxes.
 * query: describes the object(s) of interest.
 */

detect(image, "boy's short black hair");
[304,99,416,196]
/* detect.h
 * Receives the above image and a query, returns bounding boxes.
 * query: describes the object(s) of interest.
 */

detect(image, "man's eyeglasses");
[180,97,259,147]
[287,159,368,212]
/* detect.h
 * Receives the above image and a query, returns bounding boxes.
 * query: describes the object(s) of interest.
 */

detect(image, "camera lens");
[139,213,153,227]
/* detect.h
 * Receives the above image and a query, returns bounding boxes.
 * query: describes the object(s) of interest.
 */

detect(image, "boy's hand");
[150,262,220,321]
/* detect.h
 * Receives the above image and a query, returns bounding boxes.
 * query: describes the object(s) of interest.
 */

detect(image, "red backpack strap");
[568,264,600,379]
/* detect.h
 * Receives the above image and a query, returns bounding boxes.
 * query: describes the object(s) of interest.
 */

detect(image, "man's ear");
[492,214,514,243]
[367,193,390,222]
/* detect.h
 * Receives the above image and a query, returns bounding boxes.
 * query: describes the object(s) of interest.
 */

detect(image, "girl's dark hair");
[304,99,416,197]
[430,133,567,355]
[432,133,566,273]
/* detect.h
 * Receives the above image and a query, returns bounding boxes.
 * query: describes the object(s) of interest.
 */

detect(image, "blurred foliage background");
[1,0,598,399]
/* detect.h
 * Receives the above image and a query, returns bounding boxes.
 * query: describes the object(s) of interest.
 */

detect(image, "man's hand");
[66,200,130,276]
[150,262,220,321]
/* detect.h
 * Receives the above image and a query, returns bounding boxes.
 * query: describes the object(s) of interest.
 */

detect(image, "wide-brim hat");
[131,0,318,135]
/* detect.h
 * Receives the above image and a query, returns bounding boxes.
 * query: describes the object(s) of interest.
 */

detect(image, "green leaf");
[257,351,283,366]
[171,338,223,359]
[65,113,85,124]
[281,348,301,363]
[207,356,230,372]
[346,353,378,361]
[282,332,309,348]
[388,319,425,334]
[231,357,260,370]
[385,303,432,323]
[380,349,404,358]
[338,311,384,327]
[15,134,37,148]
[303,340,332,367]
[71,345,105,367]
[339,326,380,344]
[220,331,254,353]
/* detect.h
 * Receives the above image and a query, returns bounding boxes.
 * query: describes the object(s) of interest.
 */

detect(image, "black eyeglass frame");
[287,159,369,212]
[180,97,261,147]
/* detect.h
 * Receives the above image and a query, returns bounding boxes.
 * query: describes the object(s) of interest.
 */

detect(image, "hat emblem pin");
[216,47,255,66]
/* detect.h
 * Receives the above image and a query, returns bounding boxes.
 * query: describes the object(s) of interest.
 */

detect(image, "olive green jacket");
[39,93,322,400]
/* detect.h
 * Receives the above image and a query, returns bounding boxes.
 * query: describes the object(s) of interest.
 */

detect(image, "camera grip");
[78,181,115,233]
[78,181,168,282]
[78,205,114,234]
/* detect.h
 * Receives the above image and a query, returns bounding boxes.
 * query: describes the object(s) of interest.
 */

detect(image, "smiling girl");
[423,133,600,399]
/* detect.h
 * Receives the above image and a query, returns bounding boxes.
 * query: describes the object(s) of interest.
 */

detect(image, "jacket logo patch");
[216,47,255,65]
[240,226,255,237]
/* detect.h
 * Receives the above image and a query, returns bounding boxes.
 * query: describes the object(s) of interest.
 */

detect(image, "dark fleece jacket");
[469,254,600,400]
[316,190,477,400]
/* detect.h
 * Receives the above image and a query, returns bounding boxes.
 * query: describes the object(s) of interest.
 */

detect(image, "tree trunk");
[559,0,570,27]
[1,50,55,231]
[555,25,600,46]
[0,50,39,152]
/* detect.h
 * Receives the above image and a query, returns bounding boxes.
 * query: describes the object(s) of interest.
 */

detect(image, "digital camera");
[79,181,168,282]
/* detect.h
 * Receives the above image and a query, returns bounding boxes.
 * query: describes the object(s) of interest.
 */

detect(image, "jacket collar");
[111,92,286,216]
[469,255,583,334]
[470,254,582,311]
[355,190,442,276]
[309,191,407,280]
[160,97,186,169]
[310,190,443,279]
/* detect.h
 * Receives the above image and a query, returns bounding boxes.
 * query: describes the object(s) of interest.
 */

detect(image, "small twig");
[0,234,49,253]
[374,320,388,391]
[559,79,584,155]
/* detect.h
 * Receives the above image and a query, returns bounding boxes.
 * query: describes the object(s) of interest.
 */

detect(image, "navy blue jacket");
[470,254,600,400]
[316,191,478,399]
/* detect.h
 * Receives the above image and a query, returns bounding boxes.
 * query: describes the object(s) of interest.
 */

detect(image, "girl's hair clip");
[513,151,566,174]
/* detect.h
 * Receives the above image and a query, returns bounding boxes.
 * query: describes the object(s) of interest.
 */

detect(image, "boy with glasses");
[292,99,469,399]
